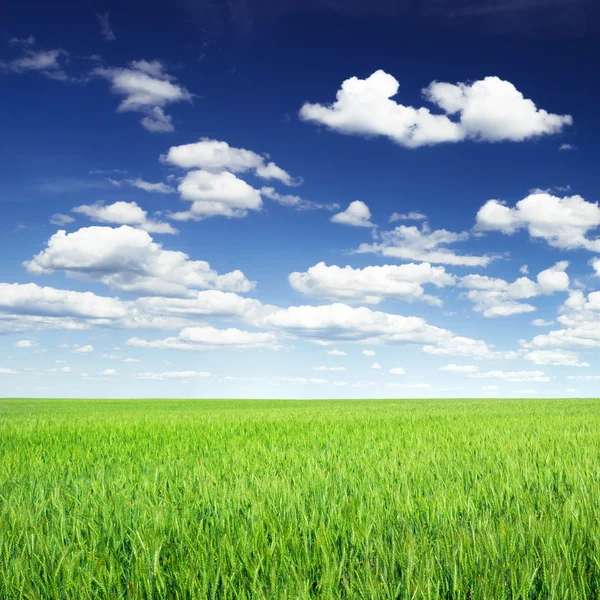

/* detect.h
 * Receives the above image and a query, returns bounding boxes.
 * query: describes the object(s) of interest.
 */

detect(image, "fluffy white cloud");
[470,370,550,382]
[14,339,39,348]
[126,325,278,351]
[74,345,94,354]
[93,60,191,132]
[523,349,589,367]
[363,349,376,356]
[289,261,454,305]
[371,362,382,369]
[24,225,254,297]
[358,223,492,267]
[171,170,263,221]
[134,370,211,380]
[476,192,600,252]
[331,201,373,228]
[99,369,116,376]
[439,364,479,373]
[389,367,406,375]
[327,349,347,356]
[162,139,297,186]
[531,318,554,327]
[460,262,569,317]
[300,70,571,147]
[261,187,338,211]
[423,336,519,360]
[73,201,177,234]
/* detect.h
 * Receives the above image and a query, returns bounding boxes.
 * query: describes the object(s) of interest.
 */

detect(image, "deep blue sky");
[1,0,599,397]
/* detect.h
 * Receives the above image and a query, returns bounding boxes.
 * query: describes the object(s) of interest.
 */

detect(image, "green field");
[1,398,600,599]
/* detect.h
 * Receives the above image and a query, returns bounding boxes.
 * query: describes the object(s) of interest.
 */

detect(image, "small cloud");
[371,362,382,369]
[50,213,75,226]
[327,349,347,356]
[389,367,406,375]
[73,344,94,354]
[559,143,576,151]
[389,211,427,223]
[99,369,117,376]
[96,12,116,41]
[331,201,374,228]
[520,264,529,275]
[363,349,376,356]
[14,339,38,348]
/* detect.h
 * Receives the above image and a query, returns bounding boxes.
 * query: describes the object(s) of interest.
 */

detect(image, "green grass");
[1,398,600,599]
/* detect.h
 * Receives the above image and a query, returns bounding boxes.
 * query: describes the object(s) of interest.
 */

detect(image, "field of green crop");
[1,398,600,599]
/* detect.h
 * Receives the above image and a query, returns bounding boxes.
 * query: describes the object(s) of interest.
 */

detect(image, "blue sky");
[2,0,600,398]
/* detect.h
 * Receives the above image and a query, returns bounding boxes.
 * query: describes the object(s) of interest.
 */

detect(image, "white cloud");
[331,201,373,228]
[559,143,575,151]
[363,349,376,356]
[475,192,600,252]
[389,367,406,375]
[261,187,338,211]
[25,225,254,297]
[523,349,589,367]
[371,362,382,369]
[134,370,210,380]
[62,366,72,373]
[460,262,569,317]
[126,325,278,351]
[162,138,297,186]
[72,201,177,234]
[107,178,175,194]
[14,339,38,348]
[4,47,69,80]
[439,364,479,373]
[0,368,17,375]
[99,369,116,376]
[312,366,347,371]
[50,213,75,226]
[96,12,116,41]
[300,70,571,147]
[389,211,427,223]
[93,60,191,132]
[531,318,554,327]
[289,261,455,305]
[358,223,492,267]
[73,344,94,354]
[470,369,549,382]
[423,336,519,360]
[327,349,347,356]
[171,170,263,221]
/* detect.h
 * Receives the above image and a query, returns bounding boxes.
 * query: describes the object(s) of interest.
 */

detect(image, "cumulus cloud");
[73,344,94,354]
[72,201,177,234]
[331,201,373,228]
[24,225,254,297]
[531,318,554,326]
[358,223,492,266]
[14,339,38,348]
[523,349,589,367]
[371,362,382,369]
[289,261,454,305]
[162,138,298,186]
[475,192,600,252]
[126,325,278,351]
[93,60,191,132]
[363,349,376,356]
[300,70,572,147]
[460,262,569,317]
[170,170,263,221]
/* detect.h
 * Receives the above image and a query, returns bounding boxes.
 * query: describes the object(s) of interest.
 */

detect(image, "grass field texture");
[1,398,600,599]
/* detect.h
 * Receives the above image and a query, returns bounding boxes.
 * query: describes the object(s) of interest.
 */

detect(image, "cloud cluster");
[24,225,254,297]
[94,60,191,132]
[300,70,572,147]
[289,261,454,305]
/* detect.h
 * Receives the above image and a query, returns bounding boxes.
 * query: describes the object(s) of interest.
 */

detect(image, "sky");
[1,0,600,399]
